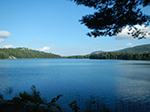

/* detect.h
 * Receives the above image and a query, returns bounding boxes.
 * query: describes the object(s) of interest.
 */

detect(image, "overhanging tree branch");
[70,0,150,39]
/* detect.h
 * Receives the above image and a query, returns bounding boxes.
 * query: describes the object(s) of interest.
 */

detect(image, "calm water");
[0,59,150,111]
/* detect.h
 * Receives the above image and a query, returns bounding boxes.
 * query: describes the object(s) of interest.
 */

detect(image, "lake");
[0,59,150,111]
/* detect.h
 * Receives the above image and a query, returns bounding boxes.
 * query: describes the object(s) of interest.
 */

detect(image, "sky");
[0,0,150,56]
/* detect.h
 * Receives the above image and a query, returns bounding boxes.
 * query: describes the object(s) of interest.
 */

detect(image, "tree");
[70,0,150,39]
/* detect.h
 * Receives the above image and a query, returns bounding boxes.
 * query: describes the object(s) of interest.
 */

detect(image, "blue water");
[0,59,150,111]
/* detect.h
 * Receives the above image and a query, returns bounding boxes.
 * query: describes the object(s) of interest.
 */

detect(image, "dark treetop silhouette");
[70,0,150,39]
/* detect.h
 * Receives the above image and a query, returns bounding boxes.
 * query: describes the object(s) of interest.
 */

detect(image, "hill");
[89,44,150,60]
[90,51,104,54]
[116,44,150,53]
[91,44,150,54]
[0,47,61,59]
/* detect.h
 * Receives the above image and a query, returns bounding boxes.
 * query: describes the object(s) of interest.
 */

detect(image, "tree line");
[0,48,61,59]
[90,52,150,60]
[0,47,150,60]
[66,55,89,59]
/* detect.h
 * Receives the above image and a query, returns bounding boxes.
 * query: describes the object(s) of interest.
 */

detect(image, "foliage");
[70,0,150,39]
[90,52,150,60]
[5,87,13,95]
[0,47,61,59]
[0,94,3,100]
[91,44,150,54]
[12,85,62,112]
[117,44,150,53]
[68,99,112,112]
[1,85,150,111]
[67,55,90,59]
[12,85,43,104]
[50,94,63,104]
[47,94,63,111]
[68,100,80,112]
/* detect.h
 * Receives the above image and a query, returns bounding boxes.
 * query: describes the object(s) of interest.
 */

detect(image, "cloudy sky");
[0,0,150,56]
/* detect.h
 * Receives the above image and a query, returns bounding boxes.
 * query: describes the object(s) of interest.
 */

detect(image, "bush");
[0,94,3,100]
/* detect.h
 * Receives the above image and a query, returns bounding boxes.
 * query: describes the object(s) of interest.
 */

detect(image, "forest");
[0,47,150,60]
[90,52,150,60]
[66,55,89,59]
[0,47,61,59]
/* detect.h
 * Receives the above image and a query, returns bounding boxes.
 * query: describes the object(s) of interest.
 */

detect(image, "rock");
[8,56,17,59]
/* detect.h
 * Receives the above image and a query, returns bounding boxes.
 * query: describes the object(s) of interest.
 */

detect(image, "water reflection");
[115,61,150,107]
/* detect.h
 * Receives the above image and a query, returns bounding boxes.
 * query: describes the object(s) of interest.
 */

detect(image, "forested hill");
[91,44,150,54]
[90,44,150,60]
[0,47,61,59]
[90,51,104,54]
[116,44,150,53]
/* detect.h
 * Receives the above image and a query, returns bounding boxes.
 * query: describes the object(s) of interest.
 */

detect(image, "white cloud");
[116,43,133,47]
[39,45,53,51]
[126,43,133,46]
[40,46,51,51]
[2,45,13,48]
[37,38,43,41]
[0,31,11,38]
[115,25,150,40]
[0,38,4,42]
